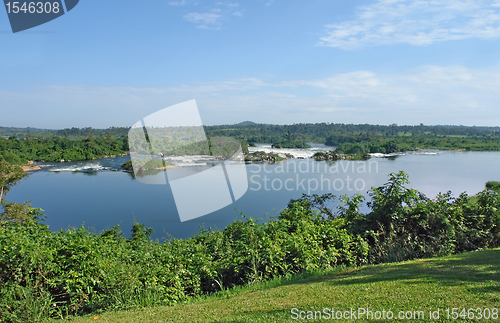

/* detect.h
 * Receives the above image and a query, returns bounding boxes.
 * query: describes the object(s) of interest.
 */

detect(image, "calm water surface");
[6,150,500,239]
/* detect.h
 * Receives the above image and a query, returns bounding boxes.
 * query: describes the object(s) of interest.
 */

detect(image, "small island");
[244,151,294,162]
[122,159,176,173]
[312,151,371,161]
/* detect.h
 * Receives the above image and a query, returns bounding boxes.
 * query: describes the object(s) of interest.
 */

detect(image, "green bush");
[0,137,127,163]
[1,171,499,321]
[344,171,500,263]
[0,204,367,321]
[486,181,500,192]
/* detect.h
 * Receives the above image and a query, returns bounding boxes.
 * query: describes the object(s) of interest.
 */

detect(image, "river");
[6,146,500,240]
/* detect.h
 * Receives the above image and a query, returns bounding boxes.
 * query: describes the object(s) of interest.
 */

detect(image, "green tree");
[0,159,29,204]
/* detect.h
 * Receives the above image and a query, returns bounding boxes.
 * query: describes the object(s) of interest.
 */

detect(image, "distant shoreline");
[20,164,54,172]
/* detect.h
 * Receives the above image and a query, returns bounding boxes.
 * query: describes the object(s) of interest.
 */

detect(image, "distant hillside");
[0,126,128,138]
[0,126,52,134]
[1,123,500,143]
[234,121,259,126]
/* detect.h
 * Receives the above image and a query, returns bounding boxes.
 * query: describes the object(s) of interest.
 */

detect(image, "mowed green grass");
[73,249,500,323]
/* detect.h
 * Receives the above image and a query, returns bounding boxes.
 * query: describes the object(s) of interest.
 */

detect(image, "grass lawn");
[71,248,499,323]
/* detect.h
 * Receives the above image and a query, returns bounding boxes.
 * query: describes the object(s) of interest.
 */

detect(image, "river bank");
[19,161,55,172]
[21,164,54,172]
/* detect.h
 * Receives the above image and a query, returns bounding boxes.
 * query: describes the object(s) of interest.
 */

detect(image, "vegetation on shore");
[205,122,500,145]
[244,151,293,162]
[0,167,499,321]
[486,181,500,191]
[0,136,128,164]
[2,122,500,164]
[121,159,176,178]
[3,123,500,142]
[0,136,250,166]
[122,159,174,172]
[0,160,29,205]
[326,134,500,153]
[121,160,134,172]
[312,151,371,161]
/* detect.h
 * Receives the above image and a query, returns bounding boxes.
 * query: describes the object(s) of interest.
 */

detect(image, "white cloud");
[401,65,500,92]
[168,0,194,6]
[2,65,500,127]
[216,2,239,8]
[169,78,268,92]
[319,0,500,49]
[183,12,222,29]
[263,0,274,7]
[173,2,242,29]
[287,71,381,91]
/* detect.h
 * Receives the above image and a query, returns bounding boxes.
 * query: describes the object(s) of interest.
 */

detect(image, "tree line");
[2,122,500,164]
[326,134,500,153]
[206,123,500,144]
[3,123,500,143]
[0,136,128,163]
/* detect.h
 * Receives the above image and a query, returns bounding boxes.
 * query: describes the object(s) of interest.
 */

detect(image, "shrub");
[1,172,499,321]
[0,203,367,321]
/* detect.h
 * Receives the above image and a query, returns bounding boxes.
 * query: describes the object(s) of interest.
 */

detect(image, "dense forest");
[271,132,310,149]
[1,170,499,321]
[0,135,249,164]
[3,123,500,142]
[0,126,130,139]
[127,127,248,157]
[326,135,500,153]
[206,122,500,143]
[0,136,128,163]
[2,122,500,164]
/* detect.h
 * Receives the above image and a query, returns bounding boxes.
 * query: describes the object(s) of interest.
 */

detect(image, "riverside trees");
[0,136,127,163]
[0,160,28,205]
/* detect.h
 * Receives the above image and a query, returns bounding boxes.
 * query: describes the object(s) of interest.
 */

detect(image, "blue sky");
[1,0,500,128]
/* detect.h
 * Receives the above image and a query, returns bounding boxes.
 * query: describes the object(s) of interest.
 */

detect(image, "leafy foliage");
[0,160,29,205]
[271,133,310,149]
[345,171,500,263]
[0,169,499,321]
[486,180,500,192]
[0,205,366,321]
[326,134,500,152]
[0,136,127,163]
[206,123,500,145]
[2,122,500,166]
